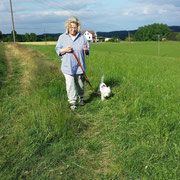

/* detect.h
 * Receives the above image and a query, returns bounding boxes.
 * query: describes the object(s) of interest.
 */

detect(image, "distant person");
[55,17,89,110]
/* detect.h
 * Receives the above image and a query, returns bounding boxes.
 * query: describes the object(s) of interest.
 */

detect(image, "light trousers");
[63,73,84,104]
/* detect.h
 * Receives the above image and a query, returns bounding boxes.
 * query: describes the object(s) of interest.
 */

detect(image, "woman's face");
[68,23,78,36]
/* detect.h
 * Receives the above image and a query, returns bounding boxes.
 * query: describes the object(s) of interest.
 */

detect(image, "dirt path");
[4,43,59,94]
[4,46,12,74]
[4,43,36,93]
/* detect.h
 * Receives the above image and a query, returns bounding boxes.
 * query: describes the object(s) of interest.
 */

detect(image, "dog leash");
[72,51,100,95]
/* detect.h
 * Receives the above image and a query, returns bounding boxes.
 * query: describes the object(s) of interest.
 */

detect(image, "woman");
[55,17,89,110]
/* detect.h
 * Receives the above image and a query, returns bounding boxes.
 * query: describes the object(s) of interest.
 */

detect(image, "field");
[0,41,180,179]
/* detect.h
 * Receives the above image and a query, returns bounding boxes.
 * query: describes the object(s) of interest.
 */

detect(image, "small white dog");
[99,75,111,101]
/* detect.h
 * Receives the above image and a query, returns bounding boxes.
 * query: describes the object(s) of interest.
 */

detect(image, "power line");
[36,0,67,10]
[48,0,67,10]
[4,0,72,35]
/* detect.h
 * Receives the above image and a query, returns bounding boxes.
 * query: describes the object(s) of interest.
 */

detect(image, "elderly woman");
[55,17,89,110]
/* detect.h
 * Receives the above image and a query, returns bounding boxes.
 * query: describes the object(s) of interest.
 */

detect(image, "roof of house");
[81,30,96,35]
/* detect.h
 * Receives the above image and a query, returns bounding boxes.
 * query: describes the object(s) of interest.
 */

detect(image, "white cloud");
[127,0,180,5]
[0,4,5,11]
[0,0,180,34]
[55,0,97,10]
[123,3,180,18]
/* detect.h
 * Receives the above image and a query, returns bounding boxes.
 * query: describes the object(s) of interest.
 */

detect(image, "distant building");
[162,38,167,41]
[81,30,97,43]
[105,37,111,42]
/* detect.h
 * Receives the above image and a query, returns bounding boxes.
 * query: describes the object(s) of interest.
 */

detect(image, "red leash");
[72,51,100,95]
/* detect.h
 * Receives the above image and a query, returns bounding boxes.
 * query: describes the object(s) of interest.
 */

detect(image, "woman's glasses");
[69,26,78,30]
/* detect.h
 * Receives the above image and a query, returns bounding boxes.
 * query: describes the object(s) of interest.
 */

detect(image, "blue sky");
[0,0,180,34]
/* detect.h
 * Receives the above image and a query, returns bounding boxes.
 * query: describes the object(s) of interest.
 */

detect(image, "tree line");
[112,23,180,41]
[134,23,180,41]
[0,31,58,42]
[1,23,180,42]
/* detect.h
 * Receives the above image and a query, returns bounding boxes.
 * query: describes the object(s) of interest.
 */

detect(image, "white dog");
[99,75,111,101]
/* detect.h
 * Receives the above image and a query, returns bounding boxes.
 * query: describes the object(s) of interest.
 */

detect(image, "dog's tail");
[98,75,104,92]
[100,74,104,84]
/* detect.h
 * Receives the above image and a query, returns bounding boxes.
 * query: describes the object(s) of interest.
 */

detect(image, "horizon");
[1,25,180,36]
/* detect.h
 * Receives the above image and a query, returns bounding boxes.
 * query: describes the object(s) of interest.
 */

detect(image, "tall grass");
[0,43,8,88]
[77,42,180,179]
[1,42,180,179]
[0,44,85,179]
[23,41,180,179]
[81,42,180,179]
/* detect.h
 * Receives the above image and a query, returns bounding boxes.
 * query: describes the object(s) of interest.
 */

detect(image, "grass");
[0,43,8,88]
[0,43,85,179]
[0,41,180,179]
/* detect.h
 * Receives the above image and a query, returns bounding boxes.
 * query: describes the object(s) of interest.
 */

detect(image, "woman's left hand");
[83,45,88,51]
[83,45,89,55]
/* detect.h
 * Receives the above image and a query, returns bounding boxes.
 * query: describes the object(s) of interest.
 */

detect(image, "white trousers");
[63,73,84,104]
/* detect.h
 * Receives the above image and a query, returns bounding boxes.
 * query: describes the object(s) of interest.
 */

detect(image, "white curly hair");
[65,17,81,32]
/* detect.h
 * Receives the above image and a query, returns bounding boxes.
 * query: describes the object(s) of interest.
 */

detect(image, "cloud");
[0,4,5,11]
[0,1,9,12]
[123,4,171,16]
[0,0,180,34]
[127,0,180,5]
[54,0,97,10]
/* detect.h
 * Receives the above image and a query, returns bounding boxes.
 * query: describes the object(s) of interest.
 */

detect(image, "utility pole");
[44,28,47,45]
[128,31,130,42]
[9,0,15,42]
[158,34,160,56]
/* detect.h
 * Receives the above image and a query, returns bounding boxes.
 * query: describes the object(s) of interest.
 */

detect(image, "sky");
[0,0,180,35]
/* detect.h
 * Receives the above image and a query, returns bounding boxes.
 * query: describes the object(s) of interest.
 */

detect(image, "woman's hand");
[65,46,73,53]
[83,45,88,51]
[83,45,89,55]
[60,46,73,55]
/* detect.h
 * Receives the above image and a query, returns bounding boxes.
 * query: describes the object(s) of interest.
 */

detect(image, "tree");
[168,32,178,41]
[134,23,170,41]
[29,33,37,42]
[46,36,54,41]
[24,33,30,42]
[125,33,134,41]
[175,32,180,41]
[0,31,2,41]
[4,35,12,42]
[21,34,27,42]
[109,36,121,42]
[16,34,23,42]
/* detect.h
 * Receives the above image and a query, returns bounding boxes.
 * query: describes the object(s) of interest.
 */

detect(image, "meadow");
[0,41,180,179]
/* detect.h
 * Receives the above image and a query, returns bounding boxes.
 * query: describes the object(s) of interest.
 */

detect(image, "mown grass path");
[1,42,180,179]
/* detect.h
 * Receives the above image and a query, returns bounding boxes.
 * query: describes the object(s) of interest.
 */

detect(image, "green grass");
[0,43,8,88]
[1,42,180,179]
[92,41,180,57]
[76,42,180,179]
[87,42,180,179]
[0,44,86,179]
